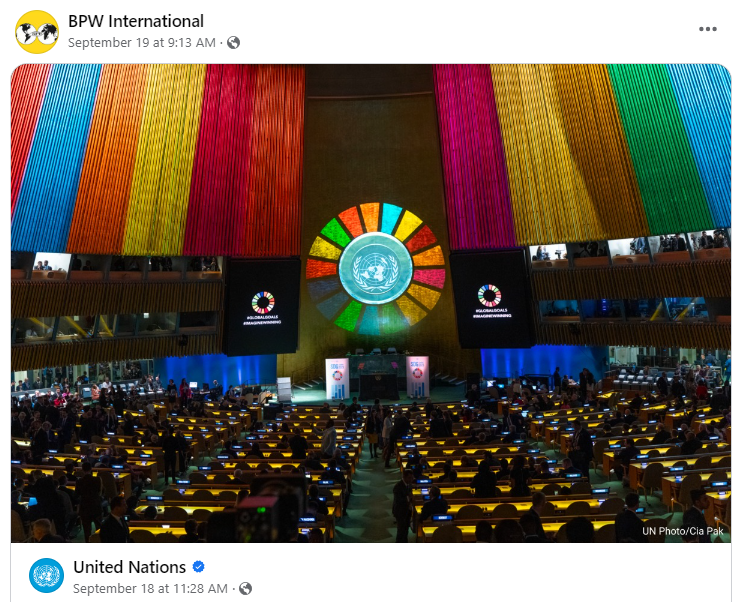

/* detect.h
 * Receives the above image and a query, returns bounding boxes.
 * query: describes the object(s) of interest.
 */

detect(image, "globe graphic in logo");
[354,252,399,293]
[340,234,412,305]
[227,36,240,49]
[16,11,59,53]
[29,558,64,593]
[478,284,502,307]
[252,291,275,314]
[16,24,36,44]
[37,24,59,44]
[333,370,343,381]
[307,203,446,334]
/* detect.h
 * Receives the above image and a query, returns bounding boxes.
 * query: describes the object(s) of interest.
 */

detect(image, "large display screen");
[224,259,301,356]
[449,250,535,349]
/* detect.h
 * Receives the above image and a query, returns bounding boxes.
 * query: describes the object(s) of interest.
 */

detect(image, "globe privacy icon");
[29,558,64,593]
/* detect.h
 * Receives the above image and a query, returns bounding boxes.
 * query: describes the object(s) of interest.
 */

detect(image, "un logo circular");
[339,233,413,305]
[29,558,64,593]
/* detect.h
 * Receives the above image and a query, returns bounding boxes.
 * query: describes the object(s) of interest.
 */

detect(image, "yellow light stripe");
[309,236,342,261]
[396,294,428,326]
[490,64,648,245]
[406,284,441,310]
[62,316,87,336]
[123,65,206,255]
[98,316,113,337]
[394,210,423,242]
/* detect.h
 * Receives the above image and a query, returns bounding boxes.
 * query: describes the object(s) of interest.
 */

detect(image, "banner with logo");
[325,358,350,400]
[449,250,535,348]
[406,356,429,398]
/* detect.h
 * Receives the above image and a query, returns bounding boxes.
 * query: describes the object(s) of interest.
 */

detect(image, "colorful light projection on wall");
[306,203,446,334]
[11,64,304,256]
[433,64,731,248]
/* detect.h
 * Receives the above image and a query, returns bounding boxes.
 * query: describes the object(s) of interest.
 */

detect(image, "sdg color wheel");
[306,202,446,334]
[252,291,275,314]
[478,284,502,307]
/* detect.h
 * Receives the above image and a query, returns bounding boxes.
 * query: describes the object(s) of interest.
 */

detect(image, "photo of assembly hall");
[10,64,730,543]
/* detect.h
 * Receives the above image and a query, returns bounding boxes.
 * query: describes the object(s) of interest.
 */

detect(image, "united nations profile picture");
[29,558,64,593]
[16,11,59,53]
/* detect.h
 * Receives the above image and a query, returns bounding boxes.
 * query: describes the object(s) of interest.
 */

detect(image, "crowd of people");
[10,356,732,544]
[688,230,728,251]
[190,256,219,271]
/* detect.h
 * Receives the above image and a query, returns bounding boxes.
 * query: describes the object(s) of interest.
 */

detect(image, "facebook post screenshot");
[2,1,736,600]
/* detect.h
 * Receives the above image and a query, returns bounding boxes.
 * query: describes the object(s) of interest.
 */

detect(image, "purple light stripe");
[433,64,516,250]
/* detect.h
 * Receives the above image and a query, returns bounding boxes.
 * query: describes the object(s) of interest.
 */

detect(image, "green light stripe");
[320,218,351,248]
[334,300,363,332]
[607,64,714,234]
[380,302,407,334]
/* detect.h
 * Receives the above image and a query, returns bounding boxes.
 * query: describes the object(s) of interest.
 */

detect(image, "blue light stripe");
[667,64,731,228]
[380,203,403,235]
[11,64,102,252]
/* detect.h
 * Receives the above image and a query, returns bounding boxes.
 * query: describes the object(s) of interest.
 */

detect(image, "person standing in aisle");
[392,469,414,542]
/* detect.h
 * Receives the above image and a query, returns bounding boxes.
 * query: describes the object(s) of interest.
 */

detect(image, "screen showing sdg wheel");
[224,259,301,356]
[450,250,535,349]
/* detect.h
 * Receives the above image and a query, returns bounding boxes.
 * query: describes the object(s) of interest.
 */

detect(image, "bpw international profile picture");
[16,10,59,53]
[29,558,65,593]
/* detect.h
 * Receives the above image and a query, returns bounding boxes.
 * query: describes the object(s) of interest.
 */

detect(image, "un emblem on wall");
[353,252,398,292]
[340,233,413,305]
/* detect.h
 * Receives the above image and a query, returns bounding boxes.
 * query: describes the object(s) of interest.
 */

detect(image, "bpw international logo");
[29,558,64,593]
[16,11,58,53]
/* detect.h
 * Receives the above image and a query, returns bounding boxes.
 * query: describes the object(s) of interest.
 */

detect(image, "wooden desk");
[411,477,587,498]
[661,471,732,509]
[12,465,132,497]
[628,453,731,490]
[418,514,651,542]
[600,441,724,476]
[531,259,569,270]
[695,247,730,261]
[573,256,610,268]
[413,497,606,517]
[92,520,331,541]
[612,254,650,265]
[653,250,691,263]
[39,454,159,482]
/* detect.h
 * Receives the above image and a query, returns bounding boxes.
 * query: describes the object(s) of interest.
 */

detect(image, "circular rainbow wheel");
[252,291,275,314]
[478,284,501,307]
[306,202,446,334]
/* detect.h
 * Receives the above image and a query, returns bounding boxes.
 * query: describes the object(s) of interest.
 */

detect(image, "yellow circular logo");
[16,11,58,53]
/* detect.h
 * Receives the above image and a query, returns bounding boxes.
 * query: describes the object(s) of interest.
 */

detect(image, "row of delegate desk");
[395,399,731,542]
[86,408,370,542]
